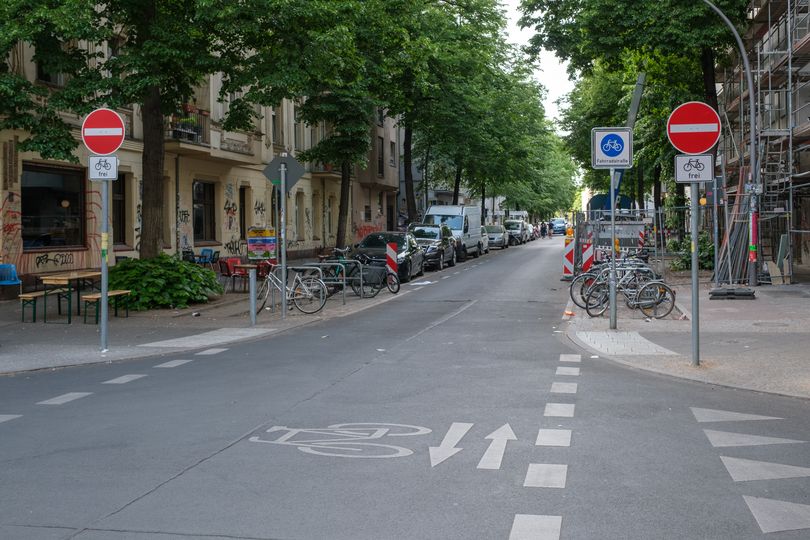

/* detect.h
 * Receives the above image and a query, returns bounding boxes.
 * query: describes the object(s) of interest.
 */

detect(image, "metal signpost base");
[249,269,257,327]
[691,182,700,367]
[609,168,617,330]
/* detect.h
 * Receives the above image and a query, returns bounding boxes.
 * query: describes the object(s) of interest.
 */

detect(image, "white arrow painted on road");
[477,424,517,470]
[430,422,473,467]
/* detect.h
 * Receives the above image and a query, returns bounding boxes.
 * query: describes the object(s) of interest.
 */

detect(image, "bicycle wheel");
[637,282,675,319]
[585,282,609,317]
[256,278,271,314]
[569,272,596,309]
[292,277,327,314]
[386,272,400,294]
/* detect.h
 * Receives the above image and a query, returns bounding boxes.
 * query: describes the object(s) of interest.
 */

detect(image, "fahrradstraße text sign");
[591,127,633,169]
[674,154,713,183]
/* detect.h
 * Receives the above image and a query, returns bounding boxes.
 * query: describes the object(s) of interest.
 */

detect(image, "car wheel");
[448,248,456,267]
[437,252,445,271]
[459,246,467,261]
[472,243,480,258]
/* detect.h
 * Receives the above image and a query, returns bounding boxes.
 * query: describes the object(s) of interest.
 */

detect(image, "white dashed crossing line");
[536,429,572,447]
[509,514,562,540]
[154,359,193,368]
[555,366,580,376]
[559,354,581,363]
[0,415,21,424]
[37,392,93,405]
[544,403,575,417]
[103,374,147,385]
[196,348,228,355]
[550,382,578,394]
[523,463,568,488]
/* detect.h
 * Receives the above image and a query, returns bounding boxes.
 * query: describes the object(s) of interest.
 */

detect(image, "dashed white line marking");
[103,374,147,385]
[536,429,572,447]
[453,271,460,275]
[154,359,193,368]
[559,354,581,363]
[544,403,575,417]
[196,348,228,355]
[0,415,22,424]
[509,514,562,540]
[37,392,93,405]
[413,287,423,291]
[556,367,580,376]
[551,382,578,394]
[523,463,568,488]
[441,276,451,279]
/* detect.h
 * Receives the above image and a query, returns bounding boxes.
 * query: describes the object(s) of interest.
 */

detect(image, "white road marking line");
[37,392,93,405]
[139,328,272,348]
[453,271,460,275]
[556,367,580,376]
[405,300,477,343]
[509,514,562,540]
[720,456,810,482]
[441,275,451,279]
[429,422,474,467]
[196,348,228,355]
[690,407,782,423]
[743,496,810,534]
[476,424,517,470]
[413,287,423,291]
[703,429,805,448]
[523,463,568,488]
[536,429,571,447]
[102,374,147,385]
[0,415,22,424]
[550,382,578,394]
[154,359,193,368]
[559,354,581,363]
[544,403,575,417]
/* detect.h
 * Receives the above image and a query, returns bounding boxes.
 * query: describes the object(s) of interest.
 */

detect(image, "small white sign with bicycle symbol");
[89,156,118,180]
[591,127,632,169]
[674,153,713,183]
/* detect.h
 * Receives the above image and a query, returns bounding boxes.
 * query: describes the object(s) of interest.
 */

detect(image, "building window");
[295,191,305,240]
[326,196,334,234]
[293,107,301,150]
[271,108,279,145]
[36,62,67,87]
[377,108,384,126]
[377,136,384,176]
[312,192,322,240]
[364,205,372,222]
[390,141,396,166]
[193,181,216,242]
[112,174,127,245]
[21,164,85,250]
[239,186,248,240]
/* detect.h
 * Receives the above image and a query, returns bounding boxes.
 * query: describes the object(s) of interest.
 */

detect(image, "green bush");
[669,232,714,271]
[109,254,223,310]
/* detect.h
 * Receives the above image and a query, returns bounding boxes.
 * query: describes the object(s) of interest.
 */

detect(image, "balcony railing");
[165,107,210,145]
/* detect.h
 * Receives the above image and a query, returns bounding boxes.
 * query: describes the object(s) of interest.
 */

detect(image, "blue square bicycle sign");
[591,127,633,169]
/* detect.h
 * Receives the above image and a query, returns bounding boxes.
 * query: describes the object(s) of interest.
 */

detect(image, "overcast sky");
[501,0,574,127]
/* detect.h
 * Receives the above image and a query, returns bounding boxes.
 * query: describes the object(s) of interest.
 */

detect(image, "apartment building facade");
[0,43,400,280]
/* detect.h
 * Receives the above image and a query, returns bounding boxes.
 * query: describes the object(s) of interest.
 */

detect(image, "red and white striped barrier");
[638,230,645,249]
[386,242,398,275]
[581,242,593,272]
[562,238,574,279]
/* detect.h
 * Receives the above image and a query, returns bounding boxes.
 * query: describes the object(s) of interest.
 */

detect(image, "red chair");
[226,257,250,292]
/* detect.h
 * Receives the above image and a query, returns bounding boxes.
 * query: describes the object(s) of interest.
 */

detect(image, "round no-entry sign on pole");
[81,108,125,156]
[666,101,721,155]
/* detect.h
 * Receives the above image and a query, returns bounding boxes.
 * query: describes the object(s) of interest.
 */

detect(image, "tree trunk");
[653,164,662,231]
[637,161,645,213]
[452,163,462,205]
[403,126,418,223]
[481,183,486,223]
[701,47,719,112]
[139,85,165,259]
[335,160,352,249]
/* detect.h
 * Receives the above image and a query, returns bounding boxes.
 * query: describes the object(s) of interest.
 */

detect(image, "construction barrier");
[638,230,645,249]
[386,242,398,274]
[581,242,593,272]
[562,238,574,279]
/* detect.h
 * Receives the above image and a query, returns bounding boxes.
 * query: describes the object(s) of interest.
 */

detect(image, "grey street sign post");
[263,154,305,319]
[592,127,633,330]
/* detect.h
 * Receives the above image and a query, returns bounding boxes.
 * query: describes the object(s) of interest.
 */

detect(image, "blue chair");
[196,248,214,269]
[0,264,22,294]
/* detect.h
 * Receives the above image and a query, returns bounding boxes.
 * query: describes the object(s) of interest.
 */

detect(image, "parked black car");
[354,231,425,282]
[410,223,457,270]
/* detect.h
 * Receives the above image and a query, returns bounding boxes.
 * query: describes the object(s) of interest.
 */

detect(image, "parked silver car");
[485,224,509,249]
[479,226,490,254]
[504,220,529,245]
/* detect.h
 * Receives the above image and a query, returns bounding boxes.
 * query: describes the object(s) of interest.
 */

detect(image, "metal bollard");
[249,269,257,327]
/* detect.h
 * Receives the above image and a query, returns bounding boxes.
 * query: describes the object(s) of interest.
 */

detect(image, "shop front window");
[21,164,85,250]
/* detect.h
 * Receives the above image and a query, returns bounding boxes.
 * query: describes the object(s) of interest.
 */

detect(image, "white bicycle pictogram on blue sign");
[600,134,624,157]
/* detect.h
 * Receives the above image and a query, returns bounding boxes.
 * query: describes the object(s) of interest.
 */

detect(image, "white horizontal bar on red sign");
[669,123,718,133]
[84,128,124,136]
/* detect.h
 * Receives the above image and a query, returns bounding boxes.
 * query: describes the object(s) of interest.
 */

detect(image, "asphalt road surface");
[2,239,810,540]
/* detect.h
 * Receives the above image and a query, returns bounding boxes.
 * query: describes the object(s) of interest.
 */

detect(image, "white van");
[423,205,483,260]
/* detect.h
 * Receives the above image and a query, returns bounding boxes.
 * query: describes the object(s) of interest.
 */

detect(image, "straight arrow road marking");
[703,429,804,448]
[0,415,21,424]
[691,407,781,423]
[430,422,473,467]
[477,424,517,470]
[720,456,810,482]
[744,496,810,534]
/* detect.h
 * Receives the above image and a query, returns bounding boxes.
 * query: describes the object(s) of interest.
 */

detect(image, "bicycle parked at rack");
[315,248,399,298]
[256,264,327,314]
[585,277,675,319]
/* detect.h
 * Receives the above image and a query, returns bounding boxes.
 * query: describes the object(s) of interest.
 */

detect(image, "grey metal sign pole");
[249,269,256,327]
[691,182,700,366]
[713,175,720,288]
[280,163,288,319]
[100,178,109,351]
[609,168,617,329]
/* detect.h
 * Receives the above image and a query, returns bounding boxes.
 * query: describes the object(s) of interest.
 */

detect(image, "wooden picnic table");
[38,270,101,322]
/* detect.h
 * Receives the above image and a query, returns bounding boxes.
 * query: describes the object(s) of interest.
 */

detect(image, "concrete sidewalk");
[564,279,810,400]
[0,287,403,375]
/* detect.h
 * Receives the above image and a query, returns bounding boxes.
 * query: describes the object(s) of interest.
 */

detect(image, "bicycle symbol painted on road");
[249,423,432,458]
[600,134,624,157]
[682,158,705,172]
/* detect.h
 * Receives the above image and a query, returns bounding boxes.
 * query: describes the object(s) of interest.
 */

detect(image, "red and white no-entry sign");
[666,101,721,155]
[81,108,125,155]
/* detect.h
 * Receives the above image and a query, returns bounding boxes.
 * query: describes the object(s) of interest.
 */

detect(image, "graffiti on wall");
[224,236,241,255]
[35,252,74,268]
[1,191,21,265]
[134,203,142,251]
[178,209,190,224]
[224,200,238,231]
[254,200,265,219]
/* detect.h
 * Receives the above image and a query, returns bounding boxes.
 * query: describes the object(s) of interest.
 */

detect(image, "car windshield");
[485,226,502,233]
[504,221,521,230]
[424,214,463,229]
[412,227,440,240]
[552,219,566,225]
[358,233,404,249]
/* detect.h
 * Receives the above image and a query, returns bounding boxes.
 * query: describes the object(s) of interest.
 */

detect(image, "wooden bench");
[82,290,132,324]
[19,289,67,323]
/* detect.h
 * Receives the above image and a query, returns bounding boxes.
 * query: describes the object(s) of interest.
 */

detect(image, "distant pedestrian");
[540,223,547,238]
